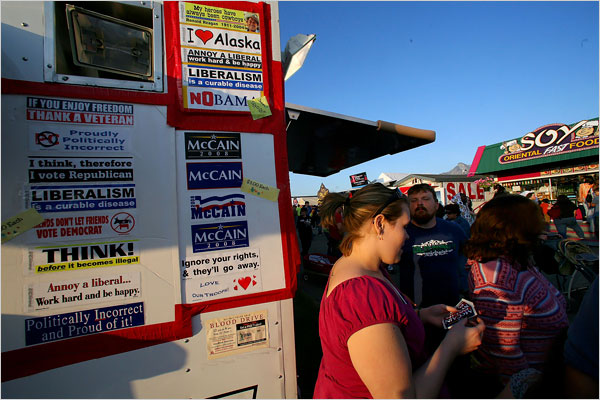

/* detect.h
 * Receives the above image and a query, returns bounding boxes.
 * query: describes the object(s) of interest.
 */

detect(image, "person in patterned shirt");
[464,194,569,387]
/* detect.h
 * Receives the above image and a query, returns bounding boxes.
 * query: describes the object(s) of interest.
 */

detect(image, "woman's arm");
[348,320,484,398]
[412,319,484,398]
[348,323,415,398]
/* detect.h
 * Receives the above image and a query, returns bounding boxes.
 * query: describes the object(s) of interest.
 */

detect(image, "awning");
[470,118,598,175]
[285,103,436,177]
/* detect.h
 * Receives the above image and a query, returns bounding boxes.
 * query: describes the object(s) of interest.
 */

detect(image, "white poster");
[206,310,268,360]
[176,131,285,305]
[178,3,263,111]
[182,248,262,303]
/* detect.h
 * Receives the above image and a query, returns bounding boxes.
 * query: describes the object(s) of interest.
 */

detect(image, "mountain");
[443,162,470,175]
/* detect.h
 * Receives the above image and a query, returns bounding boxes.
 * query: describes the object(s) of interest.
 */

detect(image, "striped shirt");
[468,258,569,382]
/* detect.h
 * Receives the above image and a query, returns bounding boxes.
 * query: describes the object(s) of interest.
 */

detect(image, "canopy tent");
[285,103,436,177]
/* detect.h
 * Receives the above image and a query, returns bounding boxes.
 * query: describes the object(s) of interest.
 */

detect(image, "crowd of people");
[491,179,600,240]
[305,181,598,399]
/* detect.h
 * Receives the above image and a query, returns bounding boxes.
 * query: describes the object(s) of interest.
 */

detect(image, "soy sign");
[499,119,598,164]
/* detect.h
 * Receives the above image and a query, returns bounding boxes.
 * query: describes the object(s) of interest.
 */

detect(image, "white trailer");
[1,2,435,397]
[2,2,300,397]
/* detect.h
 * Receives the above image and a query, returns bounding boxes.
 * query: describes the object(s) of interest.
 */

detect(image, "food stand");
[468,118,599,201]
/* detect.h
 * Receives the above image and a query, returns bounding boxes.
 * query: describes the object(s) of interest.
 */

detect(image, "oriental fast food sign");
[498,119,598,164]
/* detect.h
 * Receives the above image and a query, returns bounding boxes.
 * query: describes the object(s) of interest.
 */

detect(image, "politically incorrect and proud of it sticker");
[24,302,144,346]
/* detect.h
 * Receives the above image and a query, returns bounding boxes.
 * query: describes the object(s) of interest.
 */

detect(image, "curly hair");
[463,194,546,267]
[319,183,407,257]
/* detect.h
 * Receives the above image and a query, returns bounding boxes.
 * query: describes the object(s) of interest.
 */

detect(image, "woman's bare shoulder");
[326,259,379,297]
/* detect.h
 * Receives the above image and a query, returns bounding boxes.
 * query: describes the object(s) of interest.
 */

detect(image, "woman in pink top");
[314,183,485,398]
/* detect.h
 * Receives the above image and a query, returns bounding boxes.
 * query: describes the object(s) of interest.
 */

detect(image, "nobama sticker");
[24,302,144,346]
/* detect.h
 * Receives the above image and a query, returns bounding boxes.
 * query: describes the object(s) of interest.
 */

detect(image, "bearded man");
[392,184,468,308]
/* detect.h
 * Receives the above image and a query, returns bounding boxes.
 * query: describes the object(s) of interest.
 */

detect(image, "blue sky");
[278,1,599,196]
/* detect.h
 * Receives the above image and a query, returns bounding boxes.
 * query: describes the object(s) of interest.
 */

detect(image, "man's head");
[444,203,460,221]
[407,184,438,226]
[245,13,259,32]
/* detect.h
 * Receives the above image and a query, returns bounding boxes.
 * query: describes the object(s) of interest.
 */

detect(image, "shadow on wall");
[1,313,187,399]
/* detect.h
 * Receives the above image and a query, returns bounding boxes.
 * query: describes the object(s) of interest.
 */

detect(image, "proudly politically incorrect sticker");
[29,124,133,153]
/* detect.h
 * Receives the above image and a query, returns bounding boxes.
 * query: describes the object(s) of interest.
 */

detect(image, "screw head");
[22,57,28,61]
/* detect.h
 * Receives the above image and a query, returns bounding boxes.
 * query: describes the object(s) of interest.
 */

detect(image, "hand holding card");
[443,299,478,330]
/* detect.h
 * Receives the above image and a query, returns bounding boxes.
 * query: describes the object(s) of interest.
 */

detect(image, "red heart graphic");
[195,29,213,44]
[238,277,252,290]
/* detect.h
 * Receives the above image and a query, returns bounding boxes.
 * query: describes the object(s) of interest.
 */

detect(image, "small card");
[2,208,44,243]
[241,178,279,202]
[443,299,477,330]
[248,96,272,120]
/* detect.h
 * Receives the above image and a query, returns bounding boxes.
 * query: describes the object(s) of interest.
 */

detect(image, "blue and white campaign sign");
[24,302,144,346]
[29,184,136,213]
[185,132,242,160]
[190,194,246,220]
[176,131,287,305]
[186,162,243,190]
[191,221,249,253]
